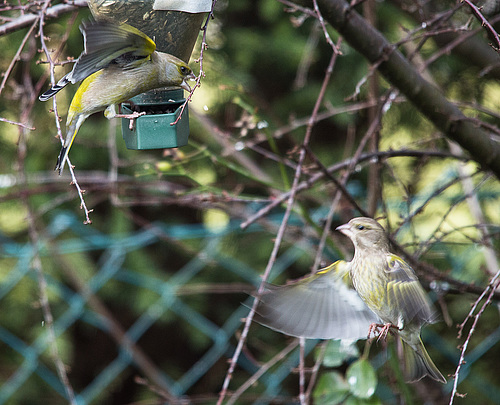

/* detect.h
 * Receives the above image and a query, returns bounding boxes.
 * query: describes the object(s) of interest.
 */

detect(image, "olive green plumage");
[40,21,195,174]
[255,217,446,383]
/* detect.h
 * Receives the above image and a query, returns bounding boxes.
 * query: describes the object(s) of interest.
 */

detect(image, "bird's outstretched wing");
[39,21,156,101]
[73,21,156,80]
[384,254,437,326]
[254,260,380,340]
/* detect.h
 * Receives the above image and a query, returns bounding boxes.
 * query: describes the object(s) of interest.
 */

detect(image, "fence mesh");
[1,204,500,404]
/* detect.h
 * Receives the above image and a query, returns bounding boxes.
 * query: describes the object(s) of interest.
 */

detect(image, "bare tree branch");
[460,0,500,52]
[0,0,87,36]
[449,269,500,404]
[293,0,500,178]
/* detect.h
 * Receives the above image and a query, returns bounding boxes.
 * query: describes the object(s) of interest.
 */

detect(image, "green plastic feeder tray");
[121,89,189,150]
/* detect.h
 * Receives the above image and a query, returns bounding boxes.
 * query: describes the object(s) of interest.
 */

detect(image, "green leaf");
[343,396,383,405]
[346,359,378,399]
[321,340,360,368]
[313,372,350,405]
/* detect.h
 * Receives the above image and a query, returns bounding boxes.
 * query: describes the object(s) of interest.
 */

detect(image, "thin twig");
[218,23,341,403]
[172,0,217,126]
[277,0,317,18]
[422,15,500,69]
[313,0,340,52]
[271,98,400,139]
[0,15,38,97]
[449,269,500,404]
[14,4,78,403]
[304,341,328,400]
[38,7,93,224]
[28,229,78,405]
[0,0,87,36]
[240,148,465,230]
[460,0,500,52]
[216,154,306,403]
[226,341,299,405]
[0,116,35,130]
[299,337,306,405]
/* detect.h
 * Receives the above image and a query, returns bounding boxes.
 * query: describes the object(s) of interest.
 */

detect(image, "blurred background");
[1,0,500,404]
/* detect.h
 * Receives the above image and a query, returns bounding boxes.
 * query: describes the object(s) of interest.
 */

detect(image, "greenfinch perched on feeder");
[255,217,446,383]
[40,20,195,174]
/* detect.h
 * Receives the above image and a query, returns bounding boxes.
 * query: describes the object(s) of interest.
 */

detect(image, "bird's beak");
[180,73,196,92]
[180,80,192,92]
[336,223,351,237]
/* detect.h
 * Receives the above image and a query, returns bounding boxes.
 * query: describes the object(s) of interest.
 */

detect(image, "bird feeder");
[121,89,189,149]
[87,0,210,150]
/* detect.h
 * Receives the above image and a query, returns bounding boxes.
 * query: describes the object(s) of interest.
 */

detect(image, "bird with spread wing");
[254,217,446,383]
[40,21,195,174]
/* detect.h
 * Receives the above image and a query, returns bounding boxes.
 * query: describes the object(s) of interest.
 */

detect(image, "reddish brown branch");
[449,270,500,404]
[460,0,500,52]
[0,0,87,36]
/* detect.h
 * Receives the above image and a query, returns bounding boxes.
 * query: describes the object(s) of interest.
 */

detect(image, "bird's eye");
[356,225,365,230]
[180,66,189,75]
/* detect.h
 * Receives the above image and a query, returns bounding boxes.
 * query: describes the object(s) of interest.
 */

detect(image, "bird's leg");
[377,323,396,341]
[368,322,399,341]
[113,111,146,120]
[367,323,382,339]
[105,104,146,130]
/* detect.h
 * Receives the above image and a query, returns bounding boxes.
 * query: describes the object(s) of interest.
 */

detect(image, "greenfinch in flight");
[255,217,446,383]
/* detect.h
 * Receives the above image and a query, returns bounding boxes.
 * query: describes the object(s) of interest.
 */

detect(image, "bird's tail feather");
[54,114,85,175]
[402,338,446,383]
[39,76,70,101]
[54,145,69,175]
